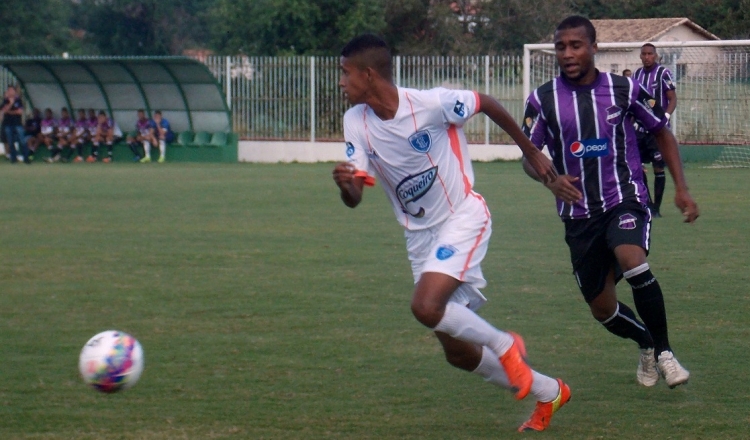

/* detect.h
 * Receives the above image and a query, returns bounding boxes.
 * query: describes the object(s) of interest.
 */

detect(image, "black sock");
[642,170,653,205]
[626,264,671,355]
[107,143,114,157]
[129,142,140,156]
[64,147,74,160]
[599,301,653,349]
[91,143,99,157]
[653,171,666,211]
[76,144,83,156]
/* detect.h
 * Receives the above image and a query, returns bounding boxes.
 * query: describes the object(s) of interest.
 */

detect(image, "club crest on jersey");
[453,100,466,117]
[345,142,355,157]
[606,106,623,125]
[408,130,432,153]
[395,166,438,218]
[436,245,458,260]
[569,138,609,158]
[618,213,637,230]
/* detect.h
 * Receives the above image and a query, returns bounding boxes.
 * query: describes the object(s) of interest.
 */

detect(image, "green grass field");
[0,161,748,439]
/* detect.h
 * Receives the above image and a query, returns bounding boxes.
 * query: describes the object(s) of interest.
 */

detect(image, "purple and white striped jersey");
[136,118,155,137]
[57,117,73,135]
[41,117,57,136]
[633,63,675,114]
[74,117,88,136]
[523,71,668,220]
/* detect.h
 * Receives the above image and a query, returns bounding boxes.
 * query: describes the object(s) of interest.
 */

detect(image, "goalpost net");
[524,40,750,168]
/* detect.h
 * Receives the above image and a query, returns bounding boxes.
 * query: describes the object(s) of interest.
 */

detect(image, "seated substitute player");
[152,110,174,163]
[521,15,699,389]
[332,34,570,433]
[55,107,74,162]
[70,109,91,163]
[88,111,118,163]
[40,108,59,161]
[23,107,43,160]
[126,109,156,163]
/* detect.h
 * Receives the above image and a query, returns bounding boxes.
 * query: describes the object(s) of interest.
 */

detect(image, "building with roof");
[589,18,720,77]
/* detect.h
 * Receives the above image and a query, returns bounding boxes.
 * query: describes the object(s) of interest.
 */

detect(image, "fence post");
[485,55,490,145]
[523,45,531,102]
[225,56,232,110]
[395,56,401,86]
[310,56,316,143]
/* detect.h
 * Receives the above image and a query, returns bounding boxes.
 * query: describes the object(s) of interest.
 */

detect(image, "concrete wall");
[238,141,526,163]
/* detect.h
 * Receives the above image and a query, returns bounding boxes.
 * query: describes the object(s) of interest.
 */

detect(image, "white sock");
[433,301,514,356]
[473,346,560,402]
[143,141,151,158]
[159,139,166,158]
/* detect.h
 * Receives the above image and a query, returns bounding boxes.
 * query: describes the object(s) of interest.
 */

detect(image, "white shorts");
[404,192,492,311]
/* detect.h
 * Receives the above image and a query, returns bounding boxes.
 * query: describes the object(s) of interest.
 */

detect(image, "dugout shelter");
[0,56,231,135]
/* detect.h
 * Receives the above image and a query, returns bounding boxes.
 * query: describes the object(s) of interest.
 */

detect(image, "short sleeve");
[630,83,667,133]
[522,90,546,150]
[662,69,676,91]
[343,109,375,187]
[436,88,480,128]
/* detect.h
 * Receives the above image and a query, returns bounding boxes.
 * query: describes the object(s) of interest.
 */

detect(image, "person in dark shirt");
[521,15,698,389]
[23,107,43,160]
[1,85,30,163]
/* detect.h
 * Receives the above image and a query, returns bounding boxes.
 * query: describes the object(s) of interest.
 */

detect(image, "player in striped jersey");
[634,44,677,217]
[521,16,699,389]
[332,34,570,432]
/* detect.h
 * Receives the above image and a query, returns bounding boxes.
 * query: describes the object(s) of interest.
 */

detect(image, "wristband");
[665,112,671,121]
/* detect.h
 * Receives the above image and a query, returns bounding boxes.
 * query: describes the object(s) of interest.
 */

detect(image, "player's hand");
[544,175,582,205]
[675,189,699,223]
[332,162,356,189]
[526,150,558,184]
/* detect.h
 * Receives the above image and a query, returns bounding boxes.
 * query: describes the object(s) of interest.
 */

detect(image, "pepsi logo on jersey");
[570,138,609,158]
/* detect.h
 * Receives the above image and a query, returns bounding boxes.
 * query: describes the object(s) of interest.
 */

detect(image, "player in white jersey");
[332,34,570,433]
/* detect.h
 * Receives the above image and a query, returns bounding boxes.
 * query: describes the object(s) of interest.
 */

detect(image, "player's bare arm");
[478,93,557,184]
[665,89,677,116]
[332,162,364,208]
[654,127,699,223]
[522,157,582,204]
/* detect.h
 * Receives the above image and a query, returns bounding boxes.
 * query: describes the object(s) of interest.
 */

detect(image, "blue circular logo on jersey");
[436,245,458,260]
[570,141,585,158]
[345,142,355,157]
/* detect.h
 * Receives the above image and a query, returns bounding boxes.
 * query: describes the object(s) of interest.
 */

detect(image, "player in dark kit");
[521,16,699,389]
[634,43,677,217]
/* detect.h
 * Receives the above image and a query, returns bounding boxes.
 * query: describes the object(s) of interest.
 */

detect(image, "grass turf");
[0,161,748,439]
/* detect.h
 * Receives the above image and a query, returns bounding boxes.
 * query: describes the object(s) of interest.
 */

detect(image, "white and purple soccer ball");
[78,330,144,393]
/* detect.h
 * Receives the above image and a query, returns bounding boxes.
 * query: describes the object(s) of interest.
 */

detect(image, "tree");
[71,0,214,56]
[0,0,75,55]
[209,0,386,55]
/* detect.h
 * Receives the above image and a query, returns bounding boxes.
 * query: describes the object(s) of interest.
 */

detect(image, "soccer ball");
[78,330,144,393]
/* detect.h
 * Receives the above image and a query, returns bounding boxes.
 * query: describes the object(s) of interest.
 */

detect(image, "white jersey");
[344,87,480,230]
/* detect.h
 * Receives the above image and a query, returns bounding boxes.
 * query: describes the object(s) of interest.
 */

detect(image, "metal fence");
[4,50,749,145]
[204,55,526,144]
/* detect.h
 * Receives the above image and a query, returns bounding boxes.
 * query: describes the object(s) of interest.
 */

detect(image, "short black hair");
[154,110,162,115]
[641,43,656,51]
[341,34,392,80]
[556,15,596,44]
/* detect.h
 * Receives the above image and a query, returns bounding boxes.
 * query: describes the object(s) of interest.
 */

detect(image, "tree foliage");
[209,0,386,55]
[0,0,75,56]
[69,0,213,55]
[0,0,748,56]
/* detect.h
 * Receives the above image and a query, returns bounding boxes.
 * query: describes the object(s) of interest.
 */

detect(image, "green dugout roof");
[0,56,231,134]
